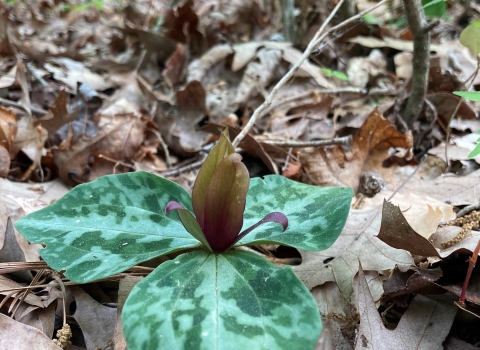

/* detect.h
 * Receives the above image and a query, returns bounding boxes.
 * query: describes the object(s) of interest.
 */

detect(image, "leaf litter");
[1,0,480,349]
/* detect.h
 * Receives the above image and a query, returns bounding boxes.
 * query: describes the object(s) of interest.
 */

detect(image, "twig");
[159,157,206,177]
[263,87,396,116]
[387,153,428,201]
[402,0,430,125]
[282,110,310,171]
[262,136,352,148]
[51,273,67,326]
[231,0,390,147]
[457,201,480,218]
[0,97,47,115]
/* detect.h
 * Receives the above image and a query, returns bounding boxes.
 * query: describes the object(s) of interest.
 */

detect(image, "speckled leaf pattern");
[238,175,353,250]
[122,249,321,350]
[14,172,200,283]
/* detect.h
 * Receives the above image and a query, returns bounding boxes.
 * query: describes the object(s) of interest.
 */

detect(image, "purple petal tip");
[263,212,288,231]
[165,201,186,215]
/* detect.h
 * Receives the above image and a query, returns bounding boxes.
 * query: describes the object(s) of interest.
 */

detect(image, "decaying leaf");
[54,100,146,185]
[0,314,61,350]
[355,265,457,350]
[38,90,78,135]
[71,286,116,350]
[300,108,412,192]
[293,207,413,314]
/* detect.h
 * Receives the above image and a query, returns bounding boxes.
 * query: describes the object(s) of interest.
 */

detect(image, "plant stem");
[402,0,430,125]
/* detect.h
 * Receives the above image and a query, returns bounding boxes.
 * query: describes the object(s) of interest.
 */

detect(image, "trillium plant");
[15,130,353,350]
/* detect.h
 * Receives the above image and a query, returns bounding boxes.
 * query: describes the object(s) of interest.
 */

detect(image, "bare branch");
[232,0,390,148]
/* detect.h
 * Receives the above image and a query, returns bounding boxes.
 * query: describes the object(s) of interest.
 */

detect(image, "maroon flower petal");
[230,212,289,249]
[192,130,234,230]
[202,153,249,252]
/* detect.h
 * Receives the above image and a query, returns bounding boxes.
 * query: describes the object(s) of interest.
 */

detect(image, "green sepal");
[122,249,321,350]
[176,208,212,251]
[238,175,353,250]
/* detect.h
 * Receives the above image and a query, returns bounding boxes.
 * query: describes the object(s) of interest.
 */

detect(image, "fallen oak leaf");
[355,264,457,350]
[377,200,440,258]
[300,108,412,192]
[293,207,413,307]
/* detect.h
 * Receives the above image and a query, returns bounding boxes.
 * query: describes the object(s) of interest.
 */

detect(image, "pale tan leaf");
[0,314,61,350]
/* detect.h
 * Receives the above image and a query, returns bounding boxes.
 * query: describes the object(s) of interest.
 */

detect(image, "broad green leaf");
[468,131,480,158]
[469,143,480,158]
[459,21,480,56]
[193,129,234,228]
[238,175,353,250]
[422,0,446,18]
[122,249,321,350]
[14,172,200,283]
[453,91,480,102]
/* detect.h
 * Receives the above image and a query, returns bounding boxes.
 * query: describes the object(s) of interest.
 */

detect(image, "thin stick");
[51,273,67,326]
[262,135,352,148]
[0,97,47,115]
[282,110,310,171]
[457,201,480,218]
[387,153,428,201]
[232,0,390,147]
[458,239,480,307]
[160,157,206,177]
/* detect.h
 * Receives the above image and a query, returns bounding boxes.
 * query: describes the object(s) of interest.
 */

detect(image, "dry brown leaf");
[0,275,44,308]
[16,301,57,339]
[0,107,18,153]
[15,58,31,117]
[355,265,457,350]
[0,146,9,178]
[187,44,234,83]
[12,117,48,172]
[45,58,112,93]
[0,313,61,350]
[382,266,444,300]
[156,80,210,154]
[360,192,455,238]
[377,201,440,257]
[162,43,187,86]
[280,44,333,88]
[233,47,282,105]
[429,134,480,165]
[38,90,78,135]
[70,286,116,350]
[0,218,34,281]
[293,207,413,310]
[300,108,412,192]
[113,276,143,350]
[401,169,480,206]
[54,103,146,185]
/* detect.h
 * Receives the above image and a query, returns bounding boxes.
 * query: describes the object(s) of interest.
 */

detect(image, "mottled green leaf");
[122,249,321,350]
[14,172,200,283]
[193,129,234,228]
[238,175,353,250]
